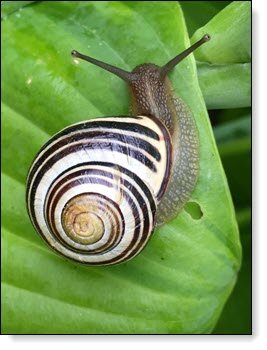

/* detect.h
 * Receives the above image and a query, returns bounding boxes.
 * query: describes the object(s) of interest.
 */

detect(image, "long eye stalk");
[71,49,132,81]
[71,34,210,80]
[160,34,210,78]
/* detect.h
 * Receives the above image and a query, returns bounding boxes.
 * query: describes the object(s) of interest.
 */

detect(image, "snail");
[26,34,210,265]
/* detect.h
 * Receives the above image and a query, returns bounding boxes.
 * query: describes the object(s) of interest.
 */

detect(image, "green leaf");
[180,1,231,36]
[1,1,36,18]
[191,1,251,64]
[197,62,251,109]
[214,114,251,145]
[213,209,251,334]
[190,1,251,109]
[2,1,241,334]
[214,114,251,209]
[211,109,251,333]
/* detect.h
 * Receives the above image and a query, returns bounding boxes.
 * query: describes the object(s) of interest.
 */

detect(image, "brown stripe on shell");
[46,179,123,254]
[52,176,154,264]
[26,118,162,190]
[61,194,124,253]
[28,140,158,196]
[43,170,155,262]
[144,114,173,201]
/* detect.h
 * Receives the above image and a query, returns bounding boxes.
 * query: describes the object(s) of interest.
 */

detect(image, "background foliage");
[1,1,251,334]
[180,1,251,333]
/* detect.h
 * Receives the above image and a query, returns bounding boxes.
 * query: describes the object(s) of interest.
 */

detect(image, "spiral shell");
[26,116,171,265]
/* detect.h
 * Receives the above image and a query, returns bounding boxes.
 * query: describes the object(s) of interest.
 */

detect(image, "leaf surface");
[180,1,231,36]
[191,1,251,64]
[2,1,241,334]
[197,62,251,109]
[190,1,251,109]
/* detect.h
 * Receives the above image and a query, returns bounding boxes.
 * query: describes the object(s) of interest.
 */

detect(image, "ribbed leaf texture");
[2,1,241,334]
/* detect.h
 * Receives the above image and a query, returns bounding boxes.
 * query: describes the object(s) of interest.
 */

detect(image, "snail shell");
[26,116,171,265]
[26,35,210,265]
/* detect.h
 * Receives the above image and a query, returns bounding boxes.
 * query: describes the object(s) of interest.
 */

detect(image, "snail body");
[26,35,210,265]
